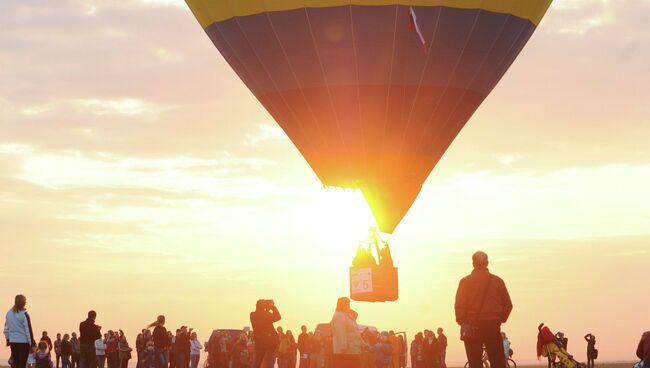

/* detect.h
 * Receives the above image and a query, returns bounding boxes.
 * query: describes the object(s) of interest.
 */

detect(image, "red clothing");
[106,337,118,354]
[637,331,650,365]
[537,327,556,358]
[41,336,53,352]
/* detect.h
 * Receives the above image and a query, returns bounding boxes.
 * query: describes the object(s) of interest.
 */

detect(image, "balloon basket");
[349,266,399,302]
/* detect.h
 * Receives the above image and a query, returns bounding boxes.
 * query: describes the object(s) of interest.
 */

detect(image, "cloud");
[19,98,171,117]
[244,124,288,147]
[547,0,614,34]
[9,149,278,199]
[497,154,526,166]
[401,162,650,241]
[545,0,650,35]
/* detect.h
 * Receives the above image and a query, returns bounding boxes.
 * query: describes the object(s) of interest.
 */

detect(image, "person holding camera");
[250,300,281,368]
[455,251,512,368]
[584,334,597,368]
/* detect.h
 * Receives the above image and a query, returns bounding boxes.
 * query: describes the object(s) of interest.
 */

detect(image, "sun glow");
[305,188,378,254]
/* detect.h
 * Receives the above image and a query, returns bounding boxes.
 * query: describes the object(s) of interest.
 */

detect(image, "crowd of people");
[5,252,650,368]
[406,328,447,368]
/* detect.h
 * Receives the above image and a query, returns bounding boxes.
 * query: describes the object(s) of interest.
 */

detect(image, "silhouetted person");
[410,333,424,368]
[4,295,37,368]
[422,330,436,368]
[584,334,596,368]
[105,331,118,368]
[71,333,81,368]
[175,327,191,368]
[61,334,72,368]
[436,328,447,368]
[148,316,169,368]
[375,243,393,268]
[250,300,281,368]
[34,341,54,368]
[117,331,131,368]
[95,334,106,368]
[55,334,63,368]
[353,244,377,267]
[330,297,362,368]
[502,332,511,362]
[80,311,102,368]
[537,324,575,368]
[41,332,53,353]
[455,251,512,368]
[298,326,310,368]
[555,332,568,351]
[637,331,650,367]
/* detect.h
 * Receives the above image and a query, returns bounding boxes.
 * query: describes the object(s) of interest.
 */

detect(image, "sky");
[1,0,650,365]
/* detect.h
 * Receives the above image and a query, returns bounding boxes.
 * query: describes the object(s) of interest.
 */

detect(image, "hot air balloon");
[185,0,552,301]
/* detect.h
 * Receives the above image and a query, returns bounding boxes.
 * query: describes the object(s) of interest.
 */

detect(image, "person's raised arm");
[269,306,281,323]
[584,334,589,342]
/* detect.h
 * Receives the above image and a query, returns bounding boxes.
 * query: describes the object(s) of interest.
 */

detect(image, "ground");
[0,363,637,368]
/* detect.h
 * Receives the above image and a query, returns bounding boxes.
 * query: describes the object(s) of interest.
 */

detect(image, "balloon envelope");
[186,0,552,233]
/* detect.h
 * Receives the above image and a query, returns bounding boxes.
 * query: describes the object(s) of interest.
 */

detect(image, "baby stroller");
[543,342,585,368]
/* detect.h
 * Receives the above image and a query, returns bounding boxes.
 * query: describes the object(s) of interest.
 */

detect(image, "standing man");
[41,332,54,352]
[388,331,400,368]
[436,328,447,368]
[80,311,102,368]
[297,326,310,368]
[421,330,436,368]
[55,334,63,368]
[250,299,282,368]
[175,327,191,368]
[455,251,513,368]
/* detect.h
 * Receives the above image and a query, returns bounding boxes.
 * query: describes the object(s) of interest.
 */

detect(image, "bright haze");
[1,0,649,365]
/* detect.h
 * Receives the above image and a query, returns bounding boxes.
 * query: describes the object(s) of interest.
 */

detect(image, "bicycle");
[463,349,517,368]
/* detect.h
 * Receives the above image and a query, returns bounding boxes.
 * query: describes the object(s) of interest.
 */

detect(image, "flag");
[409,6,427,53]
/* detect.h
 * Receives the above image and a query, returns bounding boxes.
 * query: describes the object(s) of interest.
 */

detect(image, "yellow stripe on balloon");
[186,0,552,29]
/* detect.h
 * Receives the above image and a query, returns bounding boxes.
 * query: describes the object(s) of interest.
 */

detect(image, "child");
[502,332,512,361]
[374,332,393,368]
[142,340,156,368]
[33,341,55,368]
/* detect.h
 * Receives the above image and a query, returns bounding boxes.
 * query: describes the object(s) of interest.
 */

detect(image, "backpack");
[35,354,50,368]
